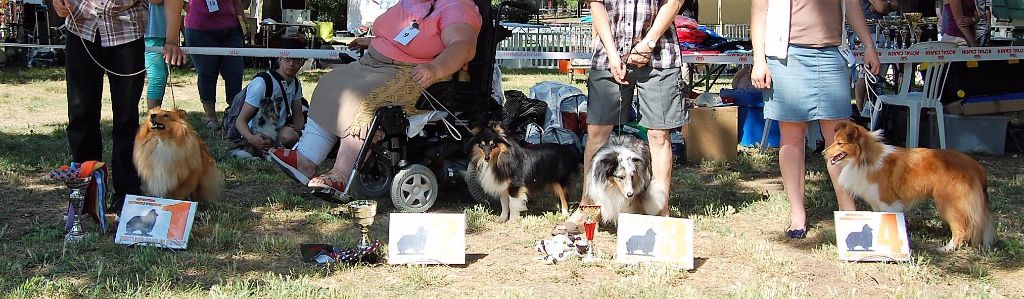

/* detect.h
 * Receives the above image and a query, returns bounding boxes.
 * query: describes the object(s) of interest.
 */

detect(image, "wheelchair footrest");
[311,187,354,204]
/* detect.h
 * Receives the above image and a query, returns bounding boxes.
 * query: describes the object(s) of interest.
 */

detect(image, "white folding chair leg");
[935,106,947,149]
[759,118,772,154]
[906,104,921,148]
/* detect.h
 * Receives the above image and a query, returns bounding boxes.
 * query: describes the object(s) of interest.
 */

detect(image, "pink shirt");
[370,0,482,64]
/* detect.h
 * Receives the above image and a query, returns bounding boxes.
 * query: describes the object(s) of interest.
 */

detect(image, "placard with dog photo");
[387,213,466,264]
[615,213,694,269]
[834,211,911,262]
[114,195,197,250]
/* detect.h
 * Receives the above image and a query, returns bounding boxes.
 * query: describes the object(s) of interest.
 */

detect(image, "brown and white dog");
[134,108,221,203]
[825,122,995,251]
[585,135,666,225]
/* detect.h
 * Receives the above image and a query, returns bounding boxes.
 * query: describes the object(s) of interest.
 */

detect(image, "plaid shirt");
[590,0,681,70]
[65,0,148,47]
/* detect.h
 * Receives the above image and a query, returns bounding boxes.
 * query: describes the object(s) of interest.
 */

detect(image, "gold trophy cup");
[347,200,377,249]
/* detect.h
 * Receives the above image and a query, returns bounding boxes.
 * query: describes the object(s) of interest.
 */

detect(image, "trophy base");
[64,232,85,243]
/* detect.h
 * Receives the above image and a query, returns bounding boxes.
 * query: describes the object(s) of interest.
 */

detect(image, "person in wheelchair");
[268,0,482,195]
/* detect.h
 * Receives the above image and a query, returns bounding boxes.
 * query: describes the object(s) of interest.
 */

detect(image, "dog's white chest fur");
[475,160,509,197]
[143,138,186,197]
[838,159,903,212]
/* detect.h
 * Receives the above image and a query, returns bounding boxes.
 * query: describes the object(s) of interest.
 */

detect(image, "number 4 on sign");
[878,213,904,252]
[163,202,193,241]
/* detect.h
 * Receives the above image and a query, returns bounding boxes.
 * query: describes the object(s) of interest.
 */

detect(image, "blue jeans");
[185,26,243,105]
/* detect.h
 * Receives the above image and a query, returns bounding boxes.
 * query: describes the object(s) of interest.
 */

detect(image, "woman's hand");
[751,61,772,89]
[411,63,443,87]
[863,47,881,76]
[163,41,187,66]
[347,37,371,50]
[246,134,273,150]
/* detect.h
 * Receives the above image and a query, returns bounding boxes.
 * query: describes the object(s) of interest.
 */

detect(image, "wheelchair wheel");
[390,164,438,212]
[350,157,392,198]
[463,164,498,210]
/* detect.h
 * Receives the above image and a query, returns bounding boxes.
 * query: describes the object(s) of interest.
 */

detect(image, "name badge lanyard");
[395,0,436,45]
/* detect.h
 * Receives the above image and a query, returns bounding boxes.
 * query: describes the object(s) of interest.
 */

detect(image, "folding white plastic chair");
[868,41,958,149]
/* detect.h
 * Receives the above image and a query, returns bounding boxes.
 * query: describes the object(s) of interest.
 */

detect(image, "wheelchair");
[312,0,537,212]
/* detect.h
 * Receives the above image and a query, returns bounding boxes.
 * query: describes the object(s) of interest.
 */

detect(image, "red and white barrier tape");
[4,42,1024,64]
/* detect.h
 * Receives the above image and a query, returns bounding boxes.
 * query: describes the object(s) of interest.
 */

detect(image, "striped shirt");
[590,0,681,70]
[65,0,148,47]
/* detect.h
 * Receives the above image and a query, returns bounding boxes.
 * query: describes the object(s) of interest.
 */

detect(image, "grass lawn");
[1,67,1022,298]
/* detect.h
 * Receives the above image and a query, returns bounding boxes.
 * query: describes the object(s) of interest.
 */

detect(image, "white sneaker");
[229,148,255,159]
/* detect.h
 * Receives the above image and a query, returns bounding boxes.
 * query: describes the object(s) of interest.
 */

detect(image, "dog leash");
[420,89,466,141]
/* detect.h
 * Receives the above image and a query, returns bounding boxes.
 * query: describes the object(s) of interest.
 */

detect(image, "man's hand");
[627,43,652,67]
[411,63,443,87]
[347,37,370,50]
[246,134,273,150]
[957,16,977,28]
[608,54,628,84]
[53,0,72,17]
[163,42,187,66]
[863,47,881,76]
[751,61,772,89]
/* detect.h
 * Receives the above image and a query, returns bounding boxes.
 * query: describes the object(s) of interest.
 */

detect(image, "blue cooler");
[722,88,780,147]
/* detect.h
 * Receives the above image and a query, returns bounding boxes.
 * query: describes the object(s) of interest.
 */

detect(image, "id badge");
[393,25,420,46]
[839,46,855,67]
[206,0,220,13]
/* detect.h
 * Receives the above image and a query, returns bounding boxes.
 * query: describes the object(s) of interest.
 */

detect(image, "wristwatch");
[641,38,656,48]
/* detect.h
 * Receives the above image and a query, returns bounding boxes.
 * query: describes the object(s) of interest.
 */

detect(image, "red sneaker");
[267,148,310,186]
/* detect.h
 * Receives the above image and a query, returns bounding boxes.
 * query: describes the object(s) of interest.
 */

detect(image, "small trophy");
[580,204,602,263]
[348,200,377,249]
[64,177,92,243]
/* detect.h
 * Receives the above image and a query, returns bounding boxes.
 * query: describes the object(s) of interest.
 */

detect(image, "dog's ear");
[488,121,504,135]
[174,109,187,120]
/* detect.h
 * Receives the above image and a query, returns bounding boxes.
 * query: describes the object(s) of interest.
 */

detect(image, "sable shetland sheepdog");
[586,135,666,225]
[134,108,221,203]
[469,123,580,222]
[825,122,994,251]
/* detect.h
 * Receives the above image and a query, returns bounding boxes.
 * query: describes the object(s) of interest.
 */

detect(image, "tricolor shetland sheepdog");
[586,135,666,224]
[825,122,994,251]
[469,123,580,222]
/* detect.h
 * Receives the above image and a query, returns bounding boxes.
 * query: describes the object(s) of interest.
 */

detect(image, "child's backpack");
[222,72,302,140]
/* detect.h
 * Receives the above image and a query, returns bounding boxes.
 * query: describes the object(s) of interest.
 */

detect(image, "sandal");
[308,172,349,203]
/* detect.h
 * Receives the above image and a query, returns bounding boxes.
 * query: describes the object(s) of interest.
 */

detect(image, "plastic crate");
[923,112,1010,154]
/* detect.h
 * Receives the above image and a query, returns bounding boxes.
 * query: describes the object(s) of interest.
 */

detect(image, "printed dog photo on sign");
[397,227,429,255]
[124,209,159,237]
[845,224,875,252]
[625,228,657,256]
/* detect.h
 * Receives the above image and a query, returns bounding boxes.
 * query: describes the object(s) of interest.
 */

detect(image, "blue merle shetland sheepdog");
[586,135,666,225]
[468,122,580,222]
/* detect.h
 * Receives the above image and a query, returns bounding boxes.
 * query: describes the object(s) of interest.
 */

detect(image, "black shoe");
[785,228,807,239]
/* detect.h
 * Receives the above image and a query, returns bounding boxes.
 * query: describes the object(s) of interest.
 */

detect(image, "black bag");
[222,72,302,140]
[501,90,548,142]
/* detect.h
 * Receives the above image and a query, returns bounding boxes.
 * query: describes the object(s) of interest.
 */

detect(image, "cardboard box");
[683,106,738,162]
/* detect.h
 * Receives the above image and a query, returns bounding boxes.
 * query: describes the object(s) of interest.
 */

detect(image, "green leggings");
[144,37,168,101]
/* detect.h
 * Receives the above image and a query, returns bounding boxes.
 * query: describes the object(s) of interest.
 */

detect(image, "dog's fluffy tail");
[976,187,996,250]
[196,168,222,203]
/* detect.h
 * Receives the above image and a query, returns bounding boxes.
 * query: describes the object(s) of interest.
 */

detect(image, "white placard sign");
[615,213,694,269]
[114,195,197,249]
[834,211,911,262]
[387,213,466,264]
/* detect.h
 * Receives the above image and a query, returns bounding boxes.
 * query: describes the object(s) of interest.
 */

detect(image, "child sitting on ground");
[227,38,309,158]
